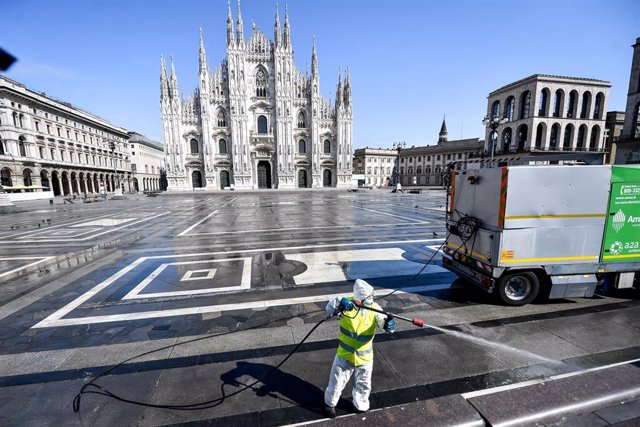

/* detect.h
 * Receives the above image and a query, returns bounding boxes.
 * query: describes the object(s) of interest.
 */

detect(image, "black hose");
[73,309,326,412]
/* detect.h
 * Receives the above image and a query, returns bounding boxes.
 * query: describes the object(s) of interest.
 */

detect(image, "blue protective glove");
[384,318,396,333]
[339,297,355,312]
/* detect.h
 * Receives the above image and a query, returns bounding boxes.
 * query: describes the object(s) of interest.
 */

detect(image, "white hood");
[354,279,374,305]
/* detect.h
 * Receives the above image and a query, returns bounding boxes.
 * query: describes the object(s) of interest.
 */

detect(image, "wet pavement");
[0,190,638,426]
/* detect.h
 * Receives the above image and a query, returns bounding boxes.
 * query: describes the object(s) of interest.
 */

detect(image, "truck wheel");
[497,271,540,306]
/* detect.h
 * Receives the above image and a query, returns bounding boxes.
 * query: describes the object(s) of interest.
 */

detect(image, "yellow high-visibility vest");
[337,298,381,366]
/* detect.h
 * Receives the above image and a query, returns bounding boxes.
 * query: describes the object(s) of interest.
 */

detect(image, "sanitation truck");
[442,165,640,305]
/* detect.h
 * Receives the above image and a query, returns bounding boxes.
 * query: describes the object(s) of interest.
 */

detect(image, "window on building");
[61,151,65,161]
[491,100,501,118]
[538,88,549,116]
[417,166,422,174]
[297,111,306,128]
[0,138,4,155]
[458,153,462,159]
[401,158,404,163]
[519,91,531,119]
[190,138,199,154]
[219,139,227,154]
[50,148,55,160]
[436,155,441,160]
[504,96,515,121]
[66,130,70,139]
[580,91,592,119]
[46,124,51,134]
[298,139,306,154]
[367,167,371,174]
[35,121,40,132]
[324,139,331,154]
[18,137,27,157]
[447,154,451,160]
[256,68,268,97]
[567,91,578,118]
[594,93,604,120]
[257,115,268,134]
[217,110,226,127]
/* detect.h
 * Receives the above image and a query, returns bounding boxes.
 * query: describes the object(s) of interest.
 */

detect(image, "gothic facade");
[160,3,353,190]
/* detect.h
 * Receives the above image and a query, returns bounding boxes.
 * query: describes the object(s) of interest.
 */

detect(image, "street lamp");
[392,141,406,187]
[482,115,508,160]
[106,139,124,197]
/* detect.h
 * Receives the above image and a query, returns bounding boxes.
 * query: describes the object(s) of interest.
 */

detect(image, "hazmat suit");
[323,279,395,416]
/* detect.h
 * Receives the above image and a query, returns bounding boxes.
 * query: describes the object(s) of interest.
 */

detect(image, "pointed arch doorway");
[323,169,332,187]
[298,169,308,188]
[192,171,203,188]
[257,161,272,189]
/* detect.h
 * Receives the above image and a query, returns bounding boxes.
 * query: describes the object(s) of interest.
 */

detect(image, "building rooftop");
[0,75,129,136]
[128,132,163,150]
[489,74,611,96]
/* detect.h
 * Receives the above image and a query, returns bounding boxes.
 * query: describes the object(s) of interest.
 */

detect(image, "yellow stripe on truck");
[505,214,606,220]
[602,254,640,260]
[501,255,598,263]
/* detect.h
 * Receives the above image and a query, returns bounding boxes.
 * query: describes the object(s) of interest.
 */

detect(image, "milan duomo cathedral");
[160,2,353,190]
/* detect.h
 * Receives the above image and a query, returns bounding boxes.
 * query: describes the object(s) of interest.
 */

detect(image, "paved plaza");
[0,190,639,426]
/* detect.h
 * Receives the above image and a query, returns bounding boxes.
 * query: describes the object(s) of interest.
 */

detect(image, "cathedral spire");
[311,35,318,76]
[439,116,448,143]
[283,3,291,48]
[226,0,235,46]
[336,66,343,108]
[160,55,169,100]
[199,28,207,74]
[274,3,281,47]
[169,54,179,97]
[236,0,244,44]
[344,66,351,106]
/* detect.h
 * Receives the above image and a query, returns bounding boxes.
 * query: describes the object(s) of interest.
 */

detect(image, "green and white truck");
[442,165,640,305]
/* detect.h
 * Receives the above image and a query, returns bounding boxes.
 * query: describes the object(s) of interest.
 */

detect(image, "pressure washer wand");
[353,300,426,328]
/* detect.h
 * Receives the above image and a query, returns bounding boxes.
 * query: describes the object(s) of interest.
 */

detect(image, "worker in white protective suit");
[323,279,395,418]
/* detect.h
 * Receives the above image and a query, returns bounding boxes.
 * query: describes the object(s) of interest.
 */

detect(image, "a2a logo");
[609,241,624,255]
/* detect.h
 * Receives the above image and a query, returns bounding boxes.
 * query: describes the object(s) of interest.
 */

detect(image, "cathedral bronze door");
[220,170,230,189]
[298,170,307,188]
[192,171,203,188]
[323,169,332,187]
[257,161,271,189]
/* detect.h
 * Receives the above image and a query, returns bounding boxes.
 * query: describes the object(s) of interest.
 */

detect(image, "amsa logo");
[620,185,640,196]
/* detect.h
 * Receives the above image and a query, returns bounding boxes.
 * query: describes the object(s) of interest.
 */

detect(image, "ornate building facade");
[160,3,353,190]
[0,75,131,196]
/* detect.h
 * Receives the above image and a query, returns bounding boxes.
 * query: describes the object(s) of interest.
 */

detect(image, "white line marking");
[0,212,169,243]
[141,238,444,260]
[492,387,640,427]
[18,227,100,239]
[33,283,451,328]
[461,357,640,400]
[32,239,445,328]
[123,257,252,299]
[0,257,55,278]
[354,206,427,223]
[180,222,431,236]
[5,212,116,238]
[181,268,217,282]
[177,197,238,236]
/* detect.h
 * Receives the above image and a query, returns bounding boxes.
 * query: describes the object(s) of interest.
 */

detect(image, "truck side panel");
[503,166,611,229]
[498,226,603,267]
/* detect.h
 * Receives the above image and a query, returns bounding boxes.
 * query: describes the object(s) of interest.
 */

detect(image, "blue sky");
[1,0,638,149]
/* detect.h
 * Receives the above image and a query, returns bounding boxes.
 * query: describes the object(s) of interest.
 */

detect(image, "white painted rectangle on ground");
[71,218,137,227]
[287,248,447,285]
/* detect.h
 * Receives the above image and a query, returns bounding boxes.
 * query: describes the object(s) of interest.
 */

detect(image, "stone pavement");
[0,190,638,426]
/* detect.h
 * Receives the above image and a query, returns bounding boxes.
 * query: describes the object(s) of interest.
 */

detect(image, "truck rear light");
[480,276,494,288]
